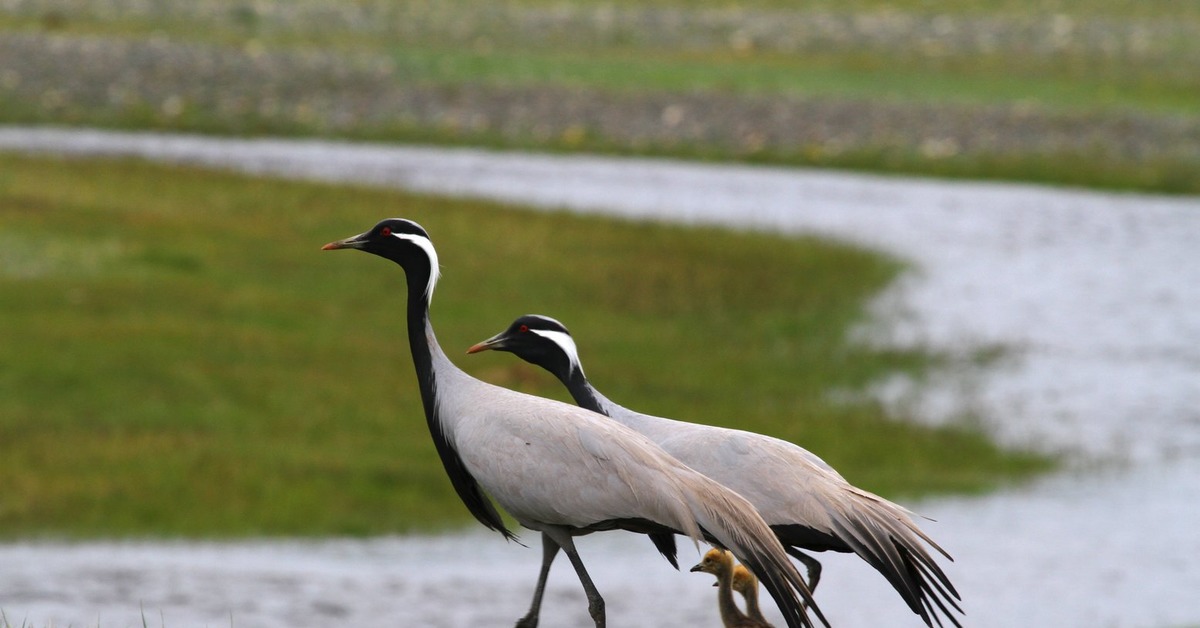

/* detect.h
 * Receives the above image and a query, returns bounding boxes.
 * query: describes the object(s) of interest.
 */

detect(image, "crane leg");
[543,526,605,627]
[785,547,823,601]
[515,533,561,628]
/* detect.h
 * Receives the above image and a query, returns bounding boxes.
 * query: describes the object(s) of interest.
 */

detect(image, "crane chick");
[732,563,773,627]
[692,548,774,628]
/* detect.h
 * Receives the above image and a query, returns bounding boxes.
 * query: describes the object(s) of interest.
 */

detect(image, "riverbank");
[2,128,1198,626]
[6,127,1196,465]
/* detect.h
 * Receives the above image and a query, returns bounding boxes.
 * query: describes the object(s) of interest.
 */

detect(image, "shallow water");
[1,127,1198,627]
[4,458,1199,627]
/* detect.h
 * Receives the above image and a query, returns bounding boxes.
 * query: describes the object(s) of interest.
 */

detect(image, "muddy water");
[1,127,1198,626]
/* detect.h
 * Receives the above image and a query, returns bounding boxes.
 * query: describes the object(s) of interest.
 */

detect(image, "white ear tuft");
[529,328,584,375]
[394,232,440,301]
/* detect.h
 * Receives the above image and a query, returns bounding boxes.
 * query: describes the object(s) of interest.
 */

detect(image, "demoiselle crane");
[321,219,827,628]
[467,314,963,627]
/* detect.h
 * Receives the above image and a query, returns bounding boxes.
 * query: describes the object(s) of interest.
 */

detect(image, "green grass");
[0,153,1050,539]
[2,0,1198,194]
[7,3,1196,116]
[362,45,1197,117]
[519,0,1200,16]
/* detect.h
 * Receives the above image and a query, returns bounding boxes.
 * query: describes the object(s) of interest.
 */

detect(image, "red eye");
[519,325,529,333]
[381,226,392,237]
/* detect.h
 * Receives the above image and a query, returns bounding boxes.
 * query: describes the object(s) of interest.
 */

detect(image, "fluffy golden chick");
[692,548,774,628]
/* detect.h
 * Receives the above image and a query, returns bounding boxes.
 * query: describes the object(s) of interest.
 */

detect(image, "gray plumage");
[469,314,963,627]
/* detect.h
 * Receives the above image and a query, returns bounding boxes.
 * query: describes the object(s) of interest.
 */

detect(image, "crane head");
[690,547,734,578]
[466,314,584,378]
[322,218,440,300]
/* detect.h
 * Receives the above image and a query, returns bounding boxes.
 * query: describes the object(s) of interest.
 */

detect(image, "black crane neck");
[402,266,437,418]
[560,364,609,417]
[399,262,516,541]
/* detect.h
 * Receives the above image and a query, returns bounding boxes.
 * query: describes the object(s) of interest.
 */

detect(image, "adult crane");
[468,314,963,627]
[322,219,827,628]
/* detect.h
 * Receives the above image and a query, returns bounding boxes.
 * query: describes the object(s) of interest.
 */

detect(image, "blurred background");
[2,0,1198,192]
[1,1,1199,626]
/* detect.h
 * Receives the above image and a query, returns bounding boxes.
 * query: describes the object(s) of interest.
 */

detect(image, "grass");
[0,153,1051,539]
[1,0,1198,194]
[7,14,1195,115]
[518,0,1200,15]
[7,1,1197,115]
[382,46,1199,115]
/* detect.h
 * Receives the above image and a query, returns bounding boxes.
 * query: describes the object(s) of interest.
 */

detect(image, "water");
[1,127,1198,627]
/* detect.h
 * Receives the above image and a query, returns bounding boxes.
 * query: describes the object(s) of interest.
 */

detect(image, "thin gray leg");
[542,527,605,628]
[515,533,560,628]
